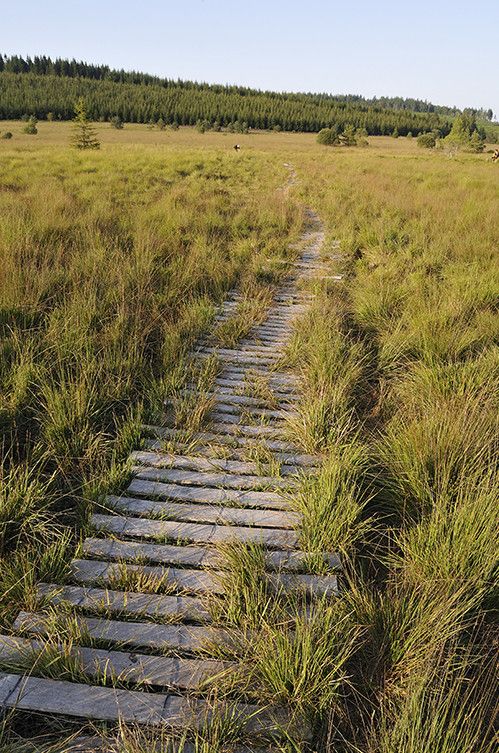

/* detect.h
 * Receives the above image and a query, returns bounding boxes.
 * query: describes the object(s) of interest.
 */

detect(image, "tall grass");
[0,144,302,633]
[296,145,498,750]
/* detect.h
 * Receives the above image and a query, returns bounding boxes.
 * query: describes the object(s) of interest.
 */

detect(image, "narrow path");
[0,207,338,750]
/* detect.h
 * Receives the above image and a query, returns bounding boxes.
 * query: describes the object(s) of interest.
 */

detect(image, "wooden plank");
[36,583,211,622]
[71,559,224,595]
[129,450,303,478]
[125,479,290,510]
[210,403,294,422]
[104,495,298,528]
[0,633,234,690]
[65,736,268,753]
[198,347,279,361]
[91,513,298,549]
[15,612,228,653]
[132,465,293,492]
[0,672,277,731]
[142,426,299,453]
[71,560,337,599]
[82,537,341,572]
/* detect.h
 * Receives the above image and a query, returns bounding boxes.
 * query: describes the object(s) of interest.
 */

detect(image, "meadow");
[0,122,497,752]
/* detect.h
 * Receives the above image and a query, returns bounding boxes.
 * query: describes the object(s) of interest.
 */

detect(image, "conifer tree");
[23,115,38,134]
[71,98,100,149]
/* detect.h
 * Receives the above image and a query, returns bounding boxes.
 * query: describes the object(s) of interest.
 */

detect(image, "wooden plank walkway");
[0,209,340,749]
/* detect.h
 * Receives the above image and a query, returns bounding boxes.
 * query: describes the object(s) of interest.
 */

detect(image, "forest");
[0,53,460,135]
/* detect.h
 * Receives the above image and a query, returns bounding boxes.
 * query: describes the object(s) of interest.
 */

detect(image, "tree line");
[2,53,488,117]
[0,71,451,136]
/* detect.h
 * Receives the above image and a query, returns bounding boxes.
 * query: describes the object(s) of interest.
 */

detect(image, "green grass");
[0,126,496,752]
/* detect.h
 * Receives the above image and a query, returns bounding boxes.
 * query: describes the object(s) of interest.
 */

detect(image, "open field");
[0,123,497,751]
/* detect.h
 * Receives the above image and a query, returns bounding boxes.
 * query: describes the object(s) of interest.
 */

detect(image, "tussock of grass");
[372,637,497,753]
[240,599,360,723]
[210,541,272,628]
[292,442,371,564]
[104,562,178,595]
[212,286,273,347]
[285,296,367,452]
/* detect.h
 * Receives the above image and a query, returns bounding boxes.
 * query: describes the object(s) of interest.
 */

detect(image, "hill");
[0,53,465,135]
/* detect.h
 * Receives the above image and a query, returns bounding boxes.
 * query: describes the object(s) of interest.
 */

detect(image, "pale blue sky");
[3,0,499,116]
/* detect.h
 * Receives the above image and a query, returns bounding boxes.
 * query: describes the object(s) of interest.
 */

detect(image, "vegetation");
[0,126,496,751]
[317,125,368,146]
[295,141,498,751]
[444,111,486,151]
[0,54,469,136]
[71,98,100,149]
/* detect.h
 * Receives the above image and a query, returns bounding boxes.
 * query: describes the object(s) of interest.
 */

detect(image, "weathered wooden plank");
[0,633,233,690]
[174,390,292,408]
[130,450,303,478]
[104,494,298,528]
[91,513,298,549]
[198,347,279,361]
[132,465,293,492]
[15,612,228,653]
[82,537,341,573]
[71,559,223,595]
[0,672,277,731]
[63,735,268,753]
[211,404,297,422]
[142,426,299,453]
[125,479,289,511]
[70,560,336,599]
[214,379,296,396]
[36,583,210,622]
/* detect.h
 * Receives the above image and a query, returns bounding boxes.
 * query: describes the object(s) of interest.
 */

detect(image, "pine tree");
[71,98,100,149]
[23,115,38,134]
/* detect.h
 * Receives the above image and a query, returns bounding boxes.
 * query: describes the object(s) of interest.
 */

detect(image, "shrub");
[317,127,339,145]
[340,124,358,146]
[110,115,124,129]
[417,131,437,148]
[1,131,13,140]
[23,116,38,135]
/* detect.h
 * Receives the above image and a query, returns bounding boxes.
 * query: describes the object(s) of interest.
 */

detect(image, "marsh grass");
[296,143,498,752]
[0,130,496,751]
[291,442,372,565]
[104,562,179,595]
[212,286,274,347]
[0,143,301,641]
[284,296,367,453]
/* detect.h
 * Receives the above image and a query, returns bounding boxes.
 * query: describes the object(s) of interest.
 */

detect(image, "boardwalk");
[0,211,339,751]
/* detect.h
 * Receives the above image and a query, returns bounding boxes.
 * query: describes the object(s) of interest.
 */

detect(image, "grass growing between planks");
[0,129,496,751]
[0,141,302,642]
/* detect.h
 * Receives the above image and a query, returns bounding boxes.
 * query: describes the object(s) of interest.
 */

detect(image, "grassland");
[0,122,497,751]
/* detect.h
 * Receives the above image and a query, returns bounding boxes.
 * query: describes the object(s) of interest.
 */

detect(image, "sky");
[3,0,499,116]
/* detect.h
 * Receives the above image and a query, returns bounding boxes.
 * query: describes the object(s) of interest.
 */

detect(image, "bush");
[110,115,124,129]
[1,131,13,140]
[340,124,357,146]
[317,127,339,146]
[417,132,437,149]
[23,116,38,135]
